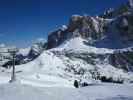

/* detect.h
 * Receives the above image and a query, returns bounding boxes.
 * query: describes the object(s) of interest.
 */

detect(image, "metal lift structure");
[0,47,19,83]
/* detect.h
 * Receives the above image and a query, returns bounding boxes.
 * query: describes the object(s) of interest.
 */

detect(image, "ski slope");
[1,37,130,87]
[0,83,133,100]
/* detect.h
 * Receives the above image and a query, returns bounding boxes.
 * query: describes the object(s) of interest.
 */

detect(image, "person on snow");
[74,80,79,88]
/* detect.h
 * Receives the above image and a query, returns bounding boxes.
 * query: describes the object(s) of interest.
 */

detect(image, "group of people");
[73,79,89,88]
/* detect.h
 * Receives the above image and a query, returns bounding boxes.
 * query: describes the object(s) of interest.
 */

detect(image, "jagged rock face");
[52,48,133,72]
[47,0,133,50]
[47,28,72,49]
[115,13,133,41]
[101,1,131,18]
[52,50,109,66]
[28,39,46,60]
[109,49,133,72]
[67,15,83,32]
[47,15,108,49]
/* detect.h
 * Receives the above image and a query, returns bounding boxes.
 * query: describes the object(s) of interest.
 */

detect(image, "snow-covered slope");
[9,37,132,87]
[0,83,133,100]
[58,37,114,54]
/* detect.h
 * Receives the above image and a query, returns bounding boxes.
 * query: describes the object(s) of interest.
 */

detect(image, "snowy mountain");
[14,37,133,84]
[43,2,133,80]
[36,1,133,82]
[0,38,46,68]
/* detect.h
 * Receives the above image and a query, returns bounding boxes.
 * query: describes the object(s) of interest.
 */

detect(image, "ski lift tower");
[8,47,19,83]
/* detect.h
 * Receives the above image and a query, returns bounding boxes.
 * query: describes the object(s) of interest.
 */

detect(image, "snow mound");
[19,48,30,56]
[16,51,64,74]
[58,37,114,54]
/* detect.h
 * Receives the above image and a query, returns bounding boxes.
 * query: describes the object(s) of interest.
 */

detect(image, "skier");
[74,80,79,88]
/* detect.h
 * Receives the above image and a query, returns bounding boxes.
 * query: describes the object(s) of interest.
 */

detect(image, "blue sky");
[0,0,127,48]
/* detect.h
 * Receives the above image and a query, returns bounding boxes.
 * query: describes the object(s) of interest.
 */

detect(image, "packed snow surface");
[0,83,133,100]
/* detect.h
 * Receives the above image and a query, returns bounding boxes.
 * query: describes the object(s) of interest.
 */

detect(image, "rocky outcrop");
[28,38,46,60]
[115,13,133,41]
[109,49,133,72]
[47,15,109,49]
[100,0,132,18]
[46,0,133,50]
[47,26,71,49]
[51,48,133,72]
